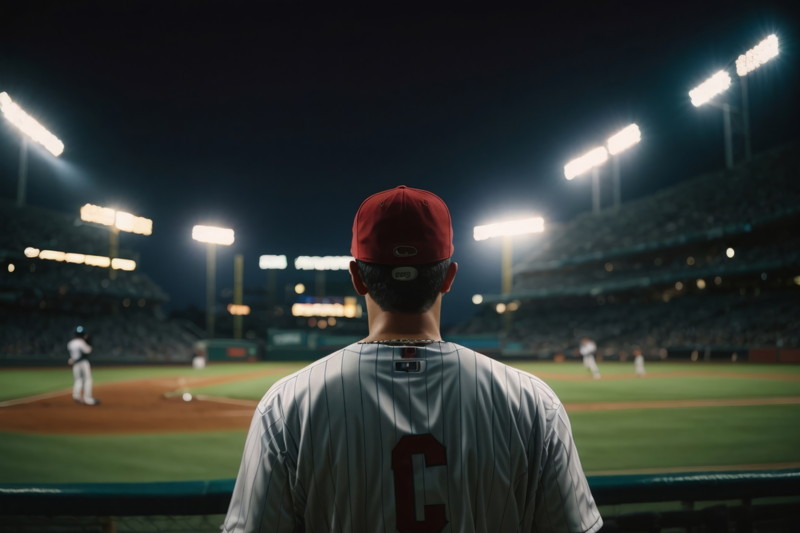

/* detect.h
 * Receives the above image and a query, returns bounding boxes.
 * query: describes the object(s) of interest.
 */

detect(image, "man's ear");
[349,261,369,295]
[440,261,458,293]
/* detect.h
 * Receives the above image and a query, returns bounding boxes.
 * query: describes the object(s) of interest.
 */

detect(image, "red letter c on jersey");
[391,434,448,533]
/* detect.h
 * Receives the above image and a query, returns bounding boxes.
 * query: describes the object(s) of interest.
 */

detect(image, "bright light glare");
[227,304,251,316]
[192,225,235,245]
[26,247,133,270]
[80,204,152,235]
[294,256,353,271]
[259,255,288,270]
[689,70,732,107]
[606,124,641,155]
[472,294,483,305]
[291,298,361,318]
[564,146,608,180]
[111,258,136,271]
[736,34,779,77]
[473,216,545,241]
[294,283,306,294]
[0,92,64,157]
[726,247,735,258]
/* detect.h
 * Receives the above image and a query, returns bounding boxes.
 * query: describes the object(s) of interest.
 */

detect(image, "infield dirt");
[1,369,798,435]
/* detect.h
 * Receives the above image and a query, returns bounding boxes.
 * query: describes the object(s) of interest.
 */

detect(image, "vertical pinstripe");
[223,342,602,533]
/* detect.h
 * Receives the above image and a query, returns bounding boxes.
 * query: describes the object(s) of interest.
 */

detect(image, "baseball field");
[1,360,799,484]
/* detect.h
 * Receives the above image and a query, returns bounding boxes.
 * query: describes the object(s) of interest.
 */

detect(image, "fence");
[1,469,798,532]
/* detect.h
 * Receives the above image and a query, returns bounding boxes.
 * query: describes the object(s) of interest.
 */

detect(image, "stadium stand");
[0,199,198,363]
[451,140,800,360]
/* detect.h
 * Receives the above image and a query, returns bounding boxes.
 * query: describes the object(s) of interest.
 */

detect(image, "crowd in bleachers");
[451,289,800,358]
[513,226,800,299]
[449,141,800,359]
[517,141,800,272]
[0,310,201,363]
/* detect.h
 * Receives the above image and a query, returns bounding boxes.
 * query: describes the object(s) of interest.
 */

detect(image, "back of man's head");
[351,185,454,313]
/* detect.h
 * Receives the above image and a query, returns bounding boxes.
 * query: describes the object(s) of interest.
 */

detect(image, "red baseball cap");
[351,185,454,265]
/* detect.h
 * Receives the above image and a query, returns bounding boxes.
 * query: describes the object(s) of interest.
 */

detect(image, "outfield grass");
[0,361,798,483]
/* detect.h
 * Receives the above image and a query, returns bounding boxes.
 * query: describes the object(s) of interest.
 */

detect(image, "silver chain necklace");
[358,339,442,346]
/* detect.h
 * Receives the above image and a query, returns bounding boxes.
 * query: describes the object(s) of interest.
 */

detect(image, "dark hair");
[356,259,451,313]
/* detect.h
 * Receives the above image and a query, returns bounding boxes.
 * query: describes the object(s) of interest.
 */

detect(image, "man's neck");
[360,296,443,343]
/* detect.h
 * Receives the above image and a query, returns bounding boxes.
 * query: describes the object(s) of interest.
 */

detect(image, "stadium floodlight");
[192,225,235,246]
[565,146,608,214]
[0,92,64,157]
[736,34,780,161]
[689,70,732,107]
[227,304,251,316]
[563,146,609,180]
[192,224,235,339]
[25,247,134,270]
[259,254,287,309]
[606,124,641,155]
[473,216,545,242]
[1,92,65,207]
[736,34,779,77]
[259,255,288,270]
[473,215,545,299]
[81,204,153,235]
[689,70,734,169]
[294,256,353,271]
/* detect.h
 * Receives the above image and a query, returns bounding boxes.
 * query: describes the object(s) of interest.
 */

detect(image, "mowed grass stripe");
[572,404,800,474]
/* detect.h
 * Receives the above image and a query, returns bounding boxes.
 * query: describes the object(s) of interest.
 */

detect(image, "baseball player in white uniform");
[224,186,602,533]
[67,326,99,405]
[579,337,601,380]
[633,347,646,377]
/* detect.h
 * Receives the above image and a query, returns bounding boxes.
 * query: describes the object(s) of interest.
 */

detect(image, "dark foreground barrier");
[1,470,798,532]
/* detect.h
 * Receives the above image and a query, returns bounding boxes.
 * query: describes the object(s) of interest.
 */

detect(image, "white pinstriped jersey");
[223,342,602,533]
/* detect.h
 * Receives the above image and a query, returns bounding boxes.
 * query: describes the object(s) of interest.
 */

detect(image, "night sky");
[1,2,797,326]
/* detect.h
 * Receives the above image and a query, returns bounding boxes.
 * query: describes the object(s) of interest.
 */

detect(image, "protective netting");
[0,514,225,533]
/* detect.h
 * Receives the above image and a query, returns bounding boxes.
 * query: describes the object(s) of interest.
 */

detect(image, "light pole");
[259,254,288,311]
[474,216,545,334]
[606,123,641,209]
[564,146,608,213]
[0,92,64,207]
[735,34,780,161]
[192,224,235,339]
[689,70,734,168]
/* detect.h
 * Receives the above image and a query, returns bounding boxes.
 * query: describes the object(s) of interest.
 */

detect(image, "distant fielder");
[224,185,602,533]
[67,326,100,405]
[580,336,602,379]
[633,346,646,376]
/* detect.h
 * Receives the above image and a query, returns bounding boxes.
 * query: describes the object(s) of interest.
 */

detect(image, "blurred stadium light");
[227,304,251,316]
[259,255,287,310]
[736,34,780,161]
[689,70,731,107]
[81,203,152,280]
[294,256,353,298]
[291,296,361,318]
[294,256,352,271]
[0,92,64,207]
[473,216,545,296]
[192,224,235,338]
[736,34,779,77]
[564,146,608,213]
[689,70,734,168]
[80,204,153,236]
[259,255,288,270]
[24,246,136,270]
